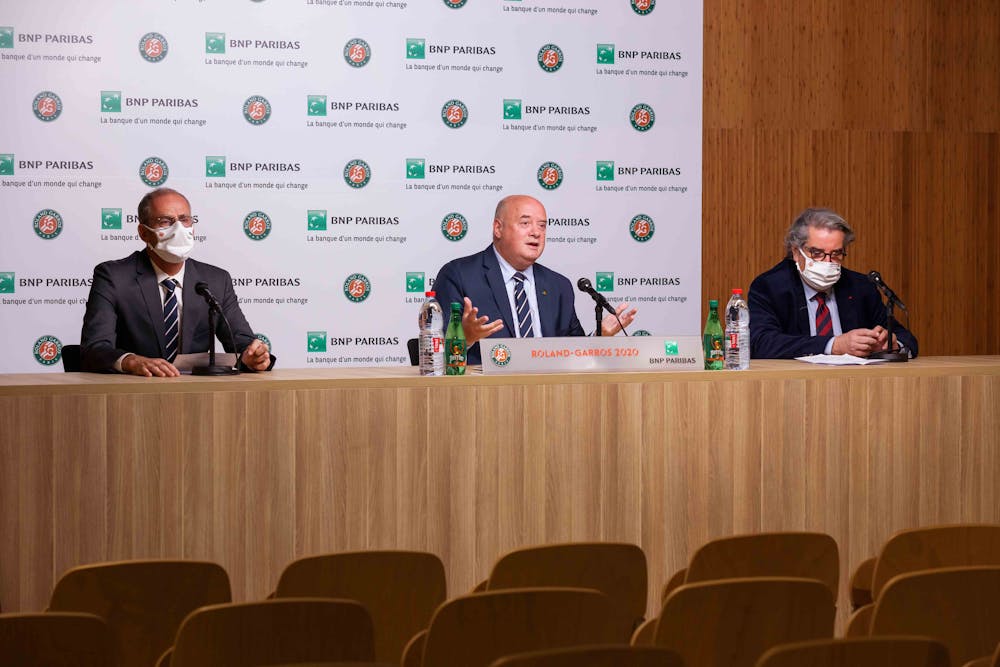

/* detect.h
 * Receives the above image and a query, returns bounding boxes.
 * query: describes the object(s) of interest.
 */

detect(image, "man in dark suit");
[749,207,917,359]
[81,188,274,376]
[433,194,637,365]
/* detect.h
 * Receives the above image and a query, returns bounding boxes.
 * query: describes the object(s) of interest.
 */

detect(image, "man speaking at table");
[80,188,274,376]
[433,194,637,365]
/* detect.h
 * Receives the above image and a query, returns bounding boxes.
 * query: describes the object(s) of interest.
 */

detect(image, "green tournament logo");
[307,95,327,116]
[441,213,468,242]
[633,329,652,336]
[243,95,272,125]
[631,0,655,15]
[0,27,13,49]
[406,158,425,179]
[597,43,615,64]
[205,32,225,54]
[307,331,327,352]
[33,91,63,122]
[140,157,169,186]
[0,154,13,175]
[595,272,614,292]
[441,99,468,128]
[629,214,655,242]
[343,273,372,302]
[33,209,64,240]
[255,333,271,350]
[205,156,226,177]
[307,209,327,230]
[0,272,14,294]
[344,159,371,188]
[101,90,121,113]
[406,272,425,293]
[101,208,122,229]
[490,343,512,367]
[596,160,614,181]
[536,161,563,190]
[344,38,371,67]
[139,32,169,62]
[243,211,272,241]
[664,340,679,356]
[503,99,522,120]
[630,103,655,131]
[33,335,63,366]
[442,0,468,8]
[406,38,425,59]
[537,44,564,72]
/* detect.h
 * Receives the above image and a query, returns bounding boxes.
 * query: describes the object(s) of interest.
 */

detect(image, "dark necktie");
[162,278,179,361]
[814,292,832,337]
[513,272,534,338]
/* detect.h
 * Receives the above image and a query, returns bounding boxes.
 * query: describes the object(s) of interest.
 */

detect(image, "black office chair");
[61,344,81,372]
[407,338,419,366]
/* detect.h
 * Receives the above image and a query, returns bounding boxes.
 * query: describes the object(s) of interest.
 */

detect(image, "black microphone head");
[577,277,593,292]
[867,270,882,284]
[195,281,211,296]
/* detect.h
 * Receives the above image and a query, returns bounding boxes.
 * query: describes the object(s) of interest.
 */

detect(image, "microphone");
[577,277,616,315]
[867,271,908,312]
[192,281,240,374]
[195,282,221,310]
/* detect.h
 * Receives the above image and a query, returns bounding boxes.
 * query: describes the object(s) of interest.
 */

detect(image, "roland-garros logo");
[243,95,271,125]
[490,343,511,367]
[441,213,468,241]
[33,209,63,240]
[343,273,372,302]
[33,91,63,122]
[33,335,63,366]
[140,157,169,187]
[537,44,564,73]
[630,103,655,131]
[243,211,272,241]
[631,0,656,15]
[343,159,371,188]
[442,0,468,8]
[629,214,655,242]
[536,161,563,190]
[441,99,468,128]
[139,32,168,62]
[343,38,371,67]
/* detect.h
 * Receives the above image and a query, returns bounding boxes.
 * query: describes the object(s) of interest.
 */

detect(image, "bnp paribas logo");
[630,103,655,132]
[344,38,371,67]
[101,90,121,113]
[597,43,614,64]
[406,38,425,59]
[205,32,225,54]
[101,208,122,230]
[33,209,64,240]
[205,156,226,177]
[33,91,63,122]
[33,335,63,366]
[344,159,371,188]
[140,157,169,187]
[307,209,327,230]
[307,331,327,352]
[536,161,563,190]
[441,99,468,128]
[537,44,564,73]
[0,154,13,175]
[243,95,272,125]
[307,95,327,116]
[631,0,655,15]
[629,214,655,242]
[139,32,168,62]
[0,27,13,49]
[596,160,614,181]
[664,340,679,356]
[503,99,521,120]
[0,272,14,293]
[405,271,424,293]
[595,272,614,292]
[243,211,272,241]
[442,0,467,8]
[406,158,425,179]
[343,273,372,302]
[441,213,468,242]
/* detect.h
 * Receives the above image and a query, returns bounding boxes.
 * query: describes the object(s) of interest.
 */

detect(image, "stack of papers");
[795,354,889,366]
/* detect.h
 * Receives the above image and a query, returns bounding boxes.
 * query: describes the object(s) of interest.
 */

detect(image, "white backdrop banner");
[0,0,702,372]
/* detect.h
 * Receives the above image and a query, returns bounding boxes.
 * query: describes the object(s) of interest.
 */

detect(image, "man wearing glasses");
[81,188,274,376]
[748,207,918,359]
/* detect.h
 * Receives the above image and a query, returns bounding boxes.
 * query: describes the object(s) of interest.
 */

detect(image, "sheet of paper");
[174,352,238,373]
[795,354,889,366]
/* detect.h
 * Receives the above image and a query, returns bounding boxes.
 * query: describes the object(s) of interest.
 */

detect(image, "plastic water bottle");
[418,291,444,376]
[724,288,750,370]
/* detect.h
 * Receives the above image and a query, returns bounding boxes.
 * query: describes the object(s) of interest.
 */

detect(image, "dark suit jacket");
[748,259,918,359]
[80,250,272,372]
[433,245,585,364]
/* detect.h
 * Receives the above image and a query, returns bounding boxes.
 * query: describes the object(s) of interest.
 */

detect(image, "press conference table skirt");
[1,357,998,630]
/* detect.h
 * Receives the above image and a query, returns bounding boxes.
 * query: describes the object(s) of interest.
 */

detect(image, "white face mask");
[142,220,195,263]
[796,247,841,291]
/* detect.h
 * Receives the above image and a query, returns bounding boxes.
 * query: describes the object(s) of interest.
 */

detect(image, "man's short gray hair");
[137,188,189,225]
[784,207,855,256]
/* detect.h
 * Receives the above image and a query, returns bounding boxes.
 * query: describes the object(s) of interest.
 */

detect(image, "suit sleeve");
[748,276,831,359]
[862,287,919,358]
[80,262,127,372]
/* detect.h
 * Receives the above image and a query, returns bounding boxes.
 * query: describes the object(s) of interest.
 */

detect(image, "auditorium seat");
[488,644,684,667]
[0,612,111,666]
[47,559,231,667]
[273,550,446,663]
[754,636,950,667]
[961,641,1000,667]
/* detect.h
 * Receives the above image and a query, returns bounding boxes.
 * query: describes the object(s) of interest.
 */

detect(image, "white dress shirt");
[492,246,541,337]
[800,277,842,354]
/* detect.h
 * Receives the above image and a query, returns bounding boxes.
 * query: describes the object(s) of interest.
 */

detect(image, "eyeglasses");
[148,215,196,229]
[803,245,847,262]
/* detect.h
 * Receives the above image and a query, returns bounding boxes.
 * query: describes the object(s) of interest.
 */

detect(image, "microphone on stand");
[577,277,629,337]
[192,282,240,375]
[867,271,908,312]
[867,270,909,363]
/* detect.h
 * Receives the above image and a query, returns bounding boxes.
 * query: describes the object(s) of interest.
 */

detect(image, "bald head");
[492,195,547,271]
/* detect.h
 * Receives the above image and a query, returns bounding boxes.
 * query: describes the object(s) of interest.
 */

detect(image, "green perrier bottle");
[445,301,467,375]
[703,299,724,370]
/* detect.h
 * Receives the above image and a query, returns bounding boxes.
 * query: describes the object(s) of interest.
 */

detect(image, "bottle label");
[432,336,442,353]
[446,338,467,375]
[728,332,739,350]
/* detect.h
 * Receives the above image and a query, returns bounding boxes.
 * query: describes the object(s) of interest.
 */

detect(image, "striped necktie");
[513,272,534,338]
[162,278,179,361]
[814,292,832,337]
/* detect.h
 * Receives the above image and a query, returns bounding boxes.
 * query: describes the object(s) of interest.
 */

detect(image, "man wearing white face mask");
[748,207,918,359]
[80,188,274,376]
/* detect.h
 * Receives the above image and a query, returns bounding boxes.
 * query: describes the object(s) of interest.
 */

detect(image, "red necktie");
[814,292,832,336]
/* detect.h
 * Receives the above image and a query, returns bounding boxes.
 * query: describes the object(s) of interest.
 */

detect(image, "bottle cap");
[425,291,436,297]
[732,288,743,295]
[709,299,718,307]
[451,302,462,311]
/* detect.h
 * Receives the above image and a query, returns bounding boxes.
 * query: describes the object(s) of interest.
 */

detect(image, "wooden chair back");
[48,559,231,667]
[169,598,374,667]
[870,566,1000,666]
[485,542,647,639]
[274,550,446,663]
[489,645,684,667]
[0,612,111,666]
[754,636,950,667]
[653,577,835,667]
[421,587,618,667]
